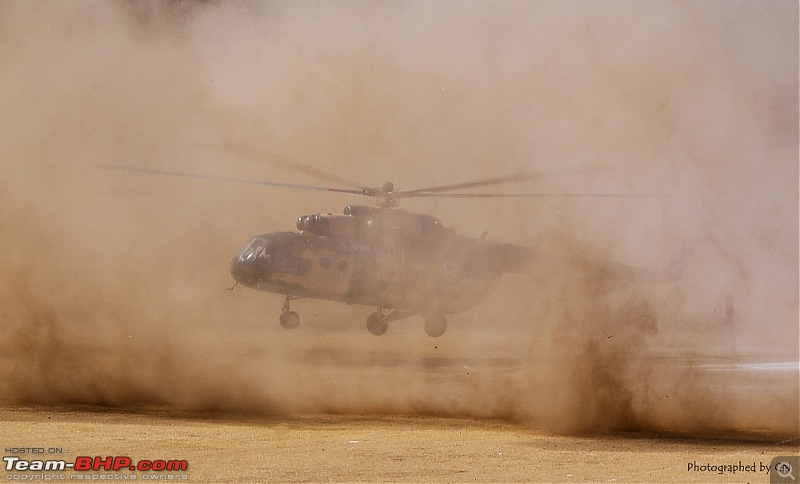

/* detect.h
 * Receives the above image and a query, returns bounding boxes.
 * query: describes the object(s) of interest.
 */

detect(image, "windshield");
[238,237,266,260]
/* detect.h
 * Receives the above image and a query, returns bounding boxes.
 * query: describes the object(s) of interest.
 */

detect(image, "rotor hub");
[372,182,398,208]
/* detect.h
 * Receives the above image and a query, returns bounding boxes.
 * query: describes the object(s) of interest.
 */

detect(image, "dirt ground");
[1,405,796,483]
[2,319,798,483]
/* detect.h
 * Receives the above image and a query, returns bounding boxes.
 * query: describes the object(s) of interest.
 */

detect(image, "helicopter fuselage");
[230,205,532,327]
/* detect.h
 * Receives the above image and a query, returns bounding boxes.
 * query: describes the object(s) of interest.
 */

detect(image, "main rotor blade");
[395,172,545,197]
[394,163,633,198]
[96,164,366,196]
[400,192,660,199]
[199,142,367,190]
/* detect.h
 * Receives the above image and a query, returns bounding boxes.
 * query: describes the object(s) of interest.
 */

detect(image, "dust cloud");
[1,1,797,438]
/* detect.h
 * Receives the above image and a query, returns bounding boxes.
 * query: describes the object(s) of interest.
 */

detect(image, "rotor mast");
[372,182,398,208]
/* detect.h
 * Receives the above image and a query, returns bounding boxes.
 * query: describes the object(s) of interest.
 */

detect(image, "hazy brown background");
[1,1,797,437]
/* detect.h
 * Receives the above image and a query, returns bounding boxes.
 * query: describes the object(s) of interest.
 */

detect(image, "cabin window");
[320,257,331,269]
[337,260,348,271]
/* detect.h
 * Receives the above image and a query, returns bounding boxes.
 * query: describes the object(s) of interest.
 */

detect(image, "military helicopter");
[231,182,540,338]
[101,144,656,337]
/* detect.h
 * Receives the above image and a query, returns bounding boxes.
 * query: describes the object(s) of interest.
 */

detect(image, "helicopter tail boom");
[483,241,534,274]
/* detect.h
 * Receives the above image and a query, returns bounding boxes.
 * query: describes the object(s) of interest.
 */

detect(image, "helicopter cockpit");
[230,236,268,284]
[231,233,313,285]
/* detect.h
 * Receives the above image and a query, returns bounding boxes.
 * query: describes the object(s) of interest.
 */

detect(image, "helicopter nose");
[230,257,256,284]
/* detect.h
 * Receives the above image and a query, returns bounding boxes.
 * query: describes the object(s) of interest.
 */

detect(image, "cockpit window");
[239,237,266,260]
[236,236,309,276]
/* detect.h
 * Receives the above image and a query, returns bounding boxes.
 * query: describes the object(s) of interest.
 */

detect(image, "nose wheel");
[279,295,301,329]
[279,310,300,329]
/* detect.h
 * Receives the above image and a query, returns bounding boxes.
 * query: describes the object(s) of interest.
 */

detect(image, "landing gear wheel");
[279,310,300,329]
[366,312,389,336]
[424,314,447,338]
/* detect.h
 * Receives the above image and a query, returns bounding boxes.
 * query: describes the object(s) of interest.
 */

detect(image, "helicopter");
[230,189,535,337]
[101,144,662,337]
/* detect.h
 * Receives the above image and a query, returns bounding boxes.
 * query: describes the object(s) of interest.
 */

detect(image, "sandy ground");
[1,405,797,483]
[2,320,798,483]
